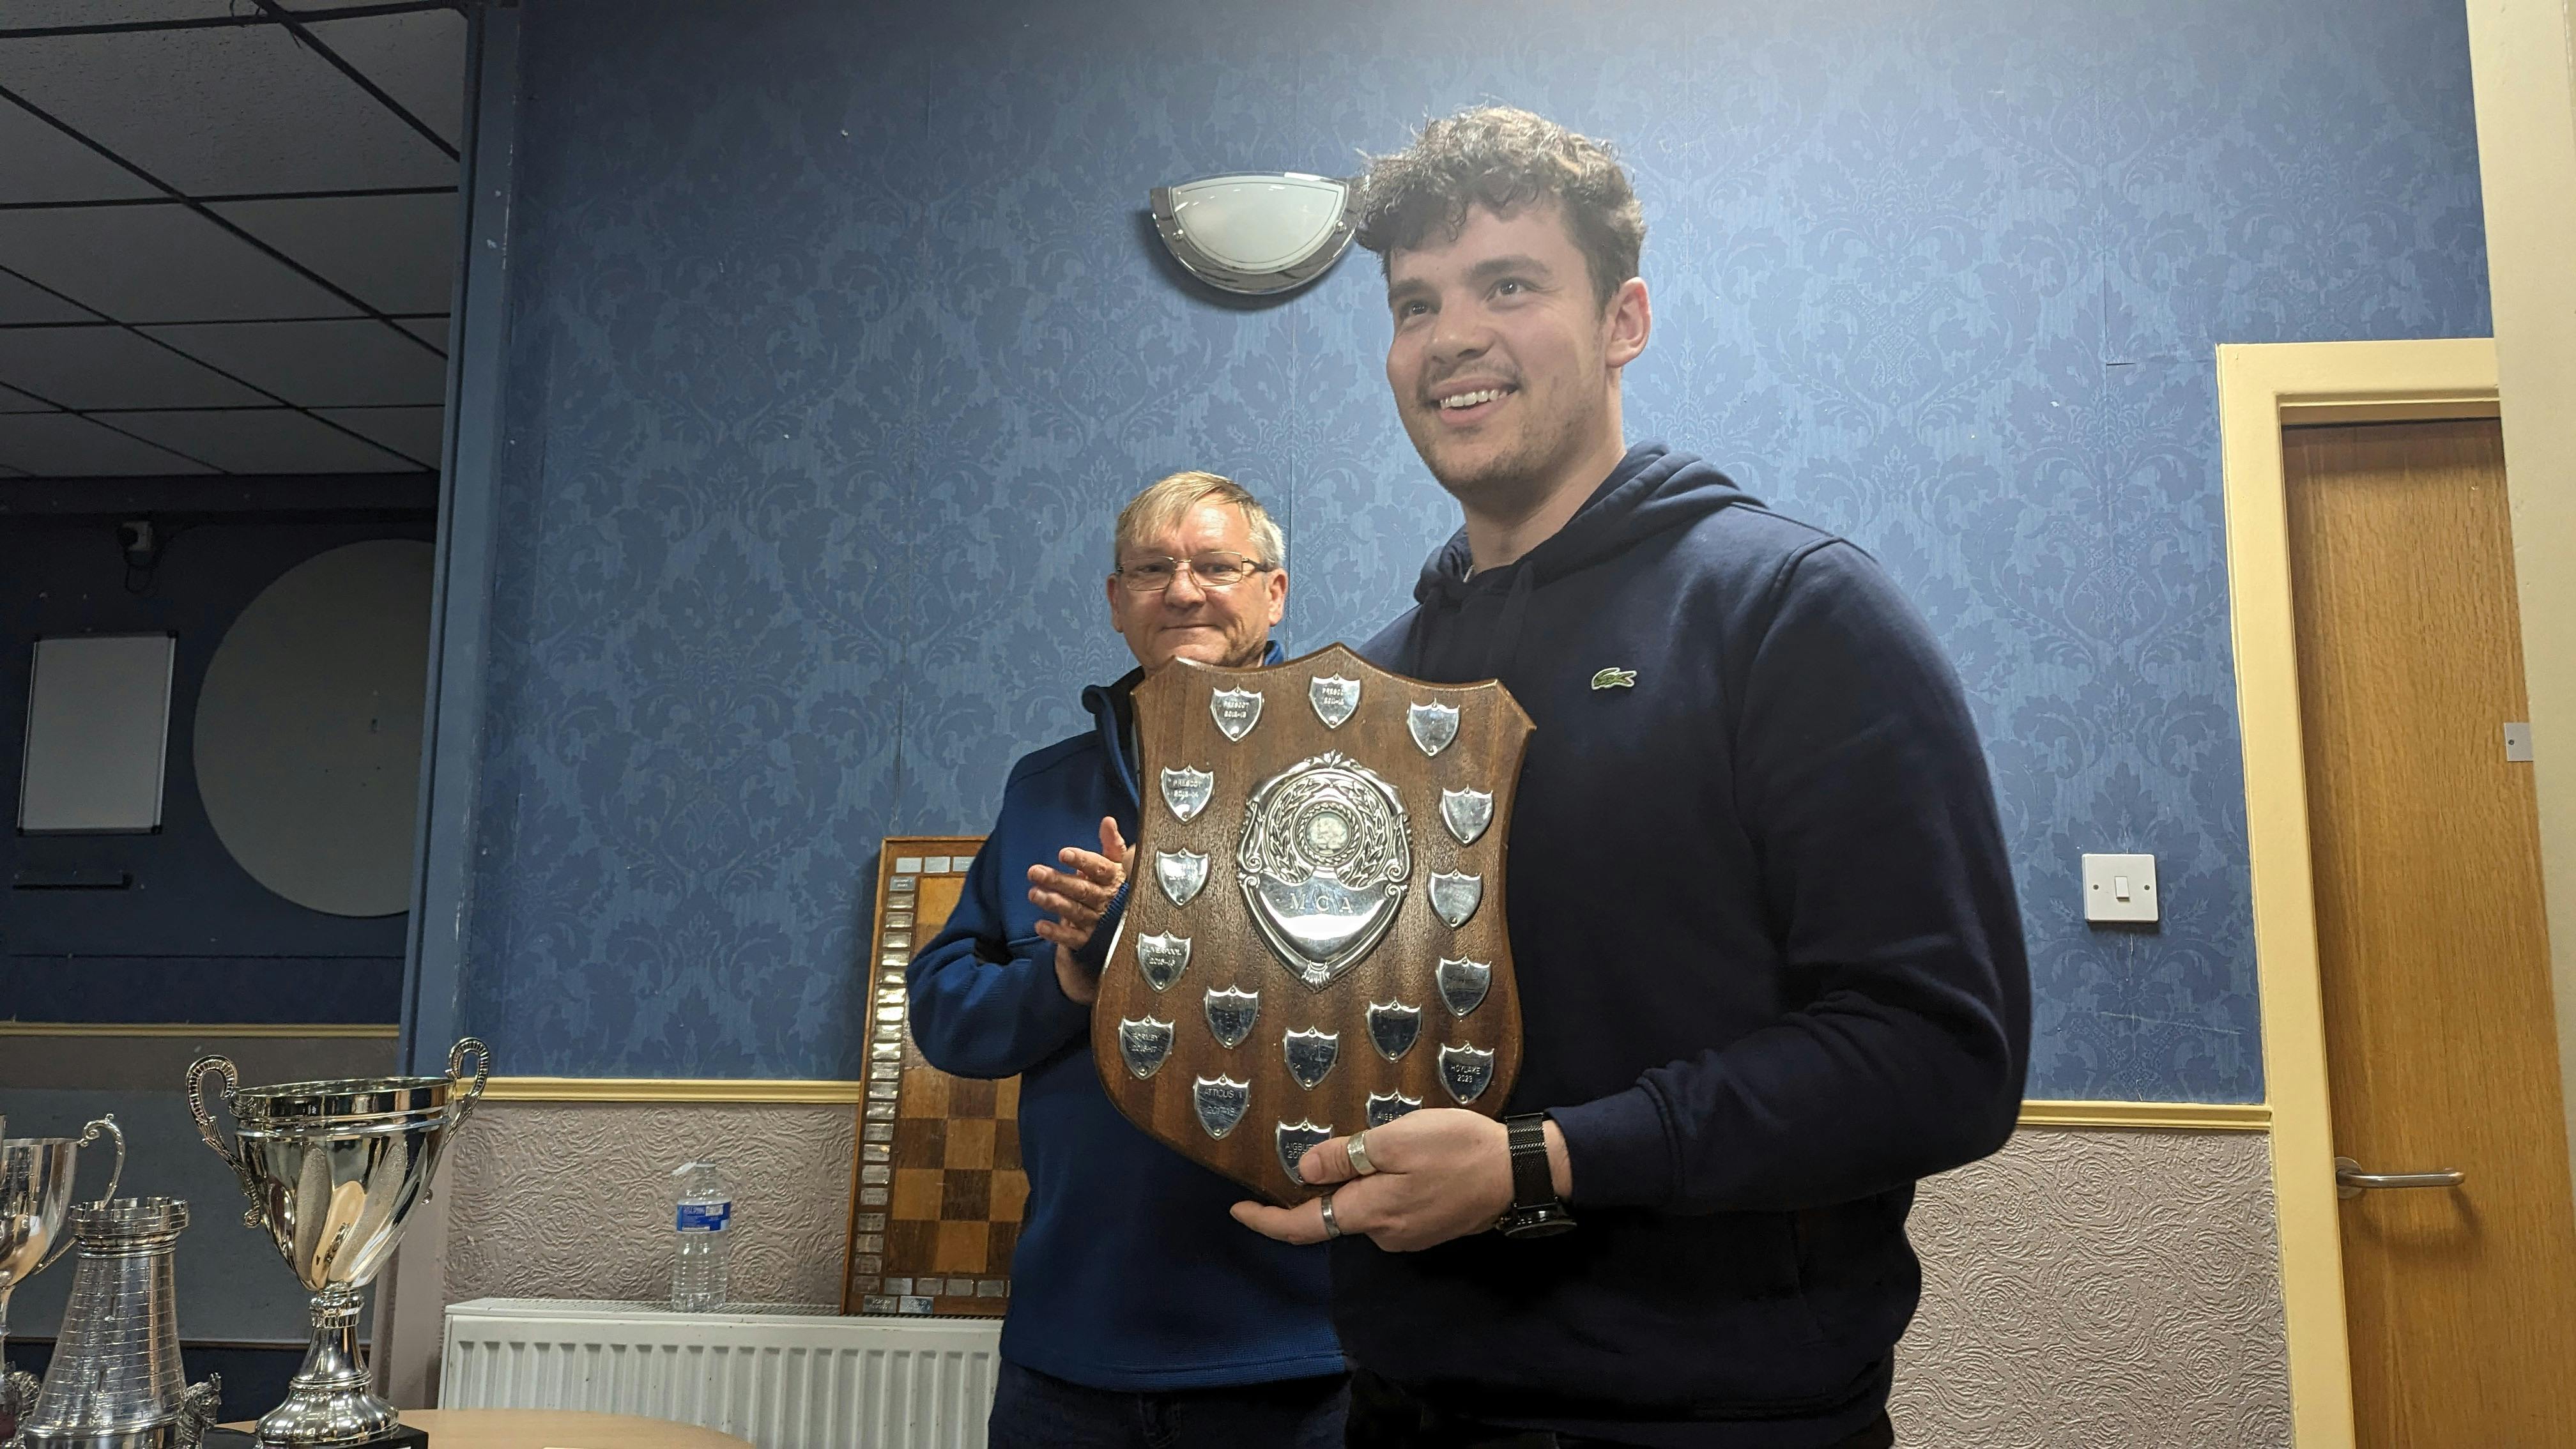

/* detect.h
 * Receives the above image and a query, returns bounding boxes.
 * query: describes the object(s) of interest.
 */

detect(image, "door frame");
[2217,337,2501,1449]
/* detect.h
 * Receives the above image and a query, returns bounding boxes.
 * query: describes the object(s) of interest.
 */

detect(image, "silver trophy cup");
[1,1116,125,1419]
[12,1196,221,1449]
[187,1038,488,1446]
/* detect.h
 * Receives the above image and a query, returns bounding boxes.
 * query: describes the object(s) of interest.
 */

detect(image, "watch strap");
[1505,1113,1555,1208]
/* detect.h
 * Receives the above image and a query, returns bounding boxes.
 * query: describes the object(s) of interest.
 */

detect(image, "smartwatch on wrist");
[1495,1112,1577,1239]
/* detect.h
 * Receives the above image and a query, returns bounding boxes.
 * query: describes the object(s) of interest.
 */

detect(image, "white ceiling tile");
[0,413,214,476]
[314,404,442,466]
[141,319,445,406]
[0,204,358,322]
[108,407,418,473]
[0,326,268,410]
[396,316,449,350]
[0,268,94,325]
[0,102,160,204]
[213,190,458,316]
[1,2,238,22]
[0,383,61,413]
[307,11,469,148]
[2,25,456,195]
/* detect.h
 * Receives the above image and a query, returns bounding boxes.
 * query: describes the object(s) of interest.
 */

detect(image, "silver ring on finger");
[1318,1191,1343,1240]
[1346,1130,1377,1176]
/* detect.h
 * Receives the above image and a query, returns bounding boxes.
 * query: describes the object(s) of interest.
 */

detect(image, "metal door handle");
[2335,1156,2466,1199]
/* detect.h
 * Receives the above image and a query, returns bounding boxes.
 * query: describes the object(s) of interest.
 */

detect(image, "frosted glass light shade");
[1150,172,1358,296]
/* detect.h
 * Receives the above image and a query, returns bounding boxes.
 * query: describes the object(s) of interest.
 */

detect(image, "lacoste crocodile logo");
[1590,667,1637,691]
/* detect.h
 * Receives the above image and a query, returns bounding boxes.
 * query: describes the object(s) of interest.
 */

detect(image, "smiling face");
[1384,200,1649,528]
[1105,498,1287,672]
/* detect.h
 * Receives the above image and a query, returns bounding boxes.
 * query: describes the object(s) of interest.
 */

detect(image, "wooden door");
[2286,418,2576,1444]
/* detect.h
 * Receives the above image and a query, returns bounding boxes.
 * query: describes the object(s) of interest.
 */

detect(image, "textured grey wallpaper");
[441,1108,2292,1444]
[443,1101,856,1308]
[1897,1129,2292,1447]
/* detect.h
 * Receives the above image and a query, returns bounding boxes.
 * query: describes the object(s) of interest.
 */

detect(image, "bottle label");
[676,1201,732,1232]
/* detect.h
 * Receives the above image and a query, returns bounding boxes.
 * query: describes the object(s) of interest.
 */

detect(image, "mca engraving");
[1237,751,1412,987]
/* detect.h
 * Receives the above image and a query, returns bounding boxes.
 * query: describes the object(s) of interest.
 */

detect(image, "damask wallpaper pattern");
[462,0,2488,1089]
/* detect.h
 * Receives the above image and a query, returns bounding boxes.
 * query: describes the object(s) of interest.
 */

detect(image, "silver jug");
[12,1197,220,1449]
[1,1117,125,1418]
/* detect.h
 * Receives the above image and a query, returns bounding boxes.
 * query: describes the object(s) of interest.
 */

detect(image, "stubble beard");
[1407,388,1604,528]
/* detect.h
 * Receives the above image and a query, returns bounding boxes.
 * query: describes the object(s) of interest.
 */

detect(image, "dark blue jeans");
[986,1361,1350,1449]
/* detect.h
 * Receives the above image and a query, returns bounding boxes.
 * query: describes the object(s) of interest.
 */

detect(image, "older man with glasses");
[907,471,1346,1449]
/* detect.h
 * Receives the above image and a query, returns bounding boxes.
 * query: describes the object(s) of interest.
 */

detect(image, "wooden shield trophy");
[1091,642,1533,1204]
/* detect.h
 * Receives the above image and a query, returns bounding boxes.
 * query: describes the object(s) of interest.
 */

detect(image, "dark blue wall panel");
[459,0,2489,1096]
[1,509,433,1024]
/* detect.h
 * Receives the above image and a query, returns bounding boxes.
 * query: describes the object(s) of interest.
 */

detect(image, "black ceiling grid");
[0,1,464,478]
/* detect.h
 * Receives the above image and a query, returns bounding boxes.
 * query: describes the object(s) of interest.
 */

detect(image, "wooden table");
[217,1410,752,1448]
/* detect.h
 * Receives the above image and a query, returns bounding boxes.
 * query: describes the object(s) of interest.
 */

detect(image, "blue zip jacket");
[905,643,1342,1391]
[1345,445,2030,1447]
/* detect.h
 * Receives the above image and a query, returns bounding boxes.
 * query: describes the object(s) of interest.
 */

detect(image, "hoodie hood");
[1398,443,1759,678]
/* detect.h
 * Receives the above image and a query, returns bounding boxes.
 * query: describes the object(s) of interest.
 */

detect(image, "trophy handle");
[29,1115,126,1276]
[445,1037,491,1133]
[186,1055,268,1230]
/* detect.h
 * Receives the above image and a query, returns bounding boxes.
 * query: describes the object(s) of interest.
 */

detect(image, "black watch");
[1495,1112,1577,1239]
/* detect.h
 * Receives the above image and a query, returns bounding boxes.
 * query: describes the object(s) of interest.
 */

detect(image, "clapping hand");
[1029,815,1129,1004]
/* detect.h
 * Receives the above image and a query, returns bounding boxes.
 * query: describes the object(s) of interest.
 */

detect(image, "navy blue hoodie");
[906,645,1342,1390]
[1347,445,2030,1446]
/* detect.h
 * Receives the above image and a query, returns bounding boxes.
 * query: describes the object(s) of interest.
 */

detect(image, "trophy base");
[202,1429,427,1448]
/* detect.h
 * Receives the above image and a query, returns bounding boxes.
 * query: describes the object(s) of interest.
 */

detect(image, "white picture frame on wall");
[17,632,178,834]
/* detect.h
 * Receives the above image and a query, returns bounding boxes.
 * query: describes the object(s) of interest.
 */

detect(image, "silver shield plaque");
[1204,986,1261,1048]
[1283,1027,1340,1089]
[1436,957,1491,1018]
[1137,933,1192,992]
[1237,751,1411,987]
[1309,674,1361,728]
[1429,870,1483,929]
[1160,766,1215,822]
[1407,701,1459,756]
[1275,1120,1332,1185]
[1440,788,1492,846]
[1211,687,1264,741]
[1193,1076,1250,1138]
[1366,1091,1422,1128]
[1366,1000,1421,1061]
[1117,1017,1174,1079]
[1155,848,1209,907]
[1439,1043,1496,1104]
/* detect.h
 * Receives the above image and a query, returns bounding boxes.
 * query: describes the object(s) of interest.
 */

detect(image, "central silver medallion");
[1236,751,1412,988]
[1160,766,1215,822]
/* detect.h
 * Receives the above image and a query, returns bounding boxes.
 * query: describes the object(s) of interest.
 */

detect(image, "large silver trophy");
[187,1039,488,1446]
[12,1196,222,1449]
[1,1115,124,1418]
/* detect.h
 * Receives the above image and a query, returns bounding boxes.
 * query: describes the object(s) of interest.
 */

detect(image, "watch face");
[1499,1206,1578,1240]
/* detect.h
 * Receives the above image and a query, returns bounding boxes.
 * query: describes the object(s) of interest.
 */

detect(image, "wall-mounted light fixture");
[1149,172,1358,296]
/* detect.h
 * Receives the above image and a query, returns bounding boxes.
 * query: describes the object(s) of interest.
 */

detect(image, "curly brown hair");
[1354,106,1644,309]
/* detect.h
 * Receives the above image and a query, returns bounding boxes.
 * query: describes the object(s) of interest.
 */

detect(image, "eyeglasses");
[1114,551,1273,594]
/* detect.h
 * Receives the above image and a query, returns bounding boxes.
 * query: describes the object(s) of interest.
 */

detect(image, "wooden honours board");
[840,835,1029,1317]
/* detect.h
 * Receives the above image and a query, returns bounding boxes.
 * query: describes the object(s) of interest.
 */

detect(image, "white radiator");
[439,1298,1004,1449]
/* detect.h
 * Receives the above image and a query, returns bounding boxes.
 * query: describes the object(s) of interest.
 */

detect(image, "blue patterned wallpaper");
[460,0,2488,1095]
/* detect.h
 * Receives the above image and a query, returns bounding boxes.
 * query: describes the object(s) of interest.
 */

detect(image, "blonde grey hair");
[1111,470,1286,571]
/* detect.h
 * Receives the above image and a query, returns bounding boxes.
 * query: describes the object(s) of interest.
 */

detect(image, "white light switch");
[2083,852,2159,924]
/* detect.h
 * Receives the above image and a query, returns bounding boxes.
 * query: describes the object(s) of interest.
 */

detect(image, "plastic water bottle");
[670,1160,734,1312]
